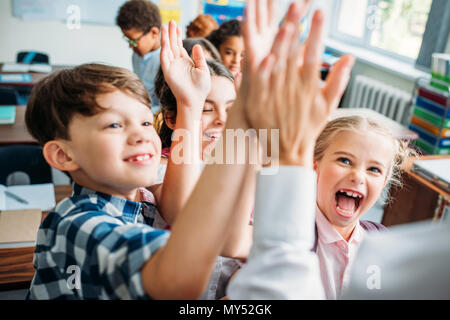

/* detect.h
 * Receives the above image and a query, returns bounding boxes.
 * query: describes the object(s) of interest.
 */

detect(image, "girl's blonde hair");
[314,116,417,189]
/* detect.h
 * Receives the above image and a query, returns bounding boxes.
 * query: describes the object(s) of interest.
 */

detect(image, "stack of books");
[409,54,450,155]
[1,62,51,73]
[0,73,33,84]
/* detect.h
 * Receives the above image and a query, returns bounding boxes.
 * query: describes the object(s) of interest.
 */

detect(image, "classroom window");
[329,0,449,68]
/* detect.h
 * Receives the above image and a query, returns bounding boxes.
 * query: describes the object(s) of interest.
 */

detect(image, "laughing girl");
[313,115,414,299]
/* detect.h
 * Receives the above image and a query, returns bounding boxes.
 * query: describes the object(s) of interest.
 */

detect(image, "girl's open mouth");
[334,189,363,218]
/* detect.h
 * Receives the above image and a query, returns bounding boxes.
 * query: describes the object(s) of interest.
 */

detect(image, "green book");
[0,106,16,124]
[413,105,450,128]
[414,138,450,155]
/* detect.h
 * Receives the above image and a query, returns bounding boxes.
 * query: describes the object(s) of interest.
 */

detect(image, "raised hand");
[242,0,312,71]
[242,0,278,72]
[229,0,308,131]
[160,20,211,115]
[243,2,355,167]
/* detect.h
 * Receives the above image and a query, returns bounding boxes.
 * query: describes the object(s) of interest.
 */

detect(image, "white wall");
[0,0,133,69]
[1,0,448,91]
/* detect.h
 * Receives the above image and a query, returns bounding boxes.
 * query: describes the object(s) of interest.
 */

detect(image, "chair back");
[0,87,19,105]
[16,51,50,64]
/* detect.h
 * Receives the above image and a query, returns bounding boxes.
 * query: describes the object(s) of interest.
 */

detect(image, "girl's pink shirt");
[315,207,366,299]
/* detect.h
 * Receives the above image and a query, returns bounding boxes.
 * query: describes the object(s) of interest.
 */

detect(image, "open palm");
[160,21,211,113]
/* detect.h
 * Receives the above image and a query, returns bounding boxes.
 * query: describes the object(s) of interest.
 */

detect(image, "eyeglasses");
[123,27,150,48]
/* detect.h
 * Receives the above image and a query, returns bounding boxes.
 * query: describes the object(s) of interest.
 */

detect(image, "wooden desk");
[332,108,418,140]
[383,155,450,227]
[0,106,36,145]
[0,185,72,288]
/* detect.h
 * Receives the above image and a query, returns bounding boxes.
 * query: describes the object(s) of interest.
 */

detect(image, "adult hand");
[160,20,211,117]
[244,2,355,167]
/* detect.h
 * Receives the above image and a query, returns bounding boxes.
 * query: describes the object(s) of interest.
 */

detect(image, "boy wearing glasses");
[117,0,162,112]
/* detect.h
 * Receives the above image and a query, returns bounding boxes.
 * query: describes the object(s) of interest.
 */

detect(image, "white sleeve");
[342,220,450,299]
[226,166,325,299]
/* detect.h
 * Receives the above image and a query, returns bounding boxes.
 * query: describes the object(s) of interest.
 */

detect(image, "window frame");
[327,0,449,71]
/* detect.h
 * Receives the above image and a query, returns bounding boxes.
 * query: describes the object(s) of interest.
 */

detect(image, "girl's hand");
[244,3,355,167]
[160,20,211,117]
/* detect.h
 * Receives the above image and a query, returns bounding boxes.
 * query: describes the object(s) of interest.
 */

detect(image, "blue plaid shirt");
[27,184,170,300]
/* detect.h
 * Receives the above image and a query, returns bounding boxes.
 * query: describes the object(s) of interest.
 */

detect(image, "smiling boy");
[117,0,162,112]
[24,63,250,299]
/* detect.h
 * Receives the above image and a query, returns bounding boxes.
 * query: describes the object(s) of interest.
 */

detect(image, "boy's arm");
[215,0,305,259]
[219,167,255,259]
[216,0,286,260]
[141,119,256,299]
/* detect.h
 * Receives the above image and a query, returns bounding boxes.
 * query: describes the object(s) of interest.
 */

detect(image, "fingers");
[256,0,268,33]
[234,71,242,91]
[191,44,208,71]
[322,54,355,112]
[302,9,325,82]
[160,25,173,71]
[169,20,180,58]
[270,22,296,72]
[281,0,310,32]
[247,54,275,127]
[176,25,184,56]
[244,0,256,39]
[267,0,278,27]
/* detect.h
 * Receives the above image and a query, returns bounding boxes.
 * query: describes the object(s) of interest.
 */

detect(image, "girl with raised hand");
[151,20,254,300]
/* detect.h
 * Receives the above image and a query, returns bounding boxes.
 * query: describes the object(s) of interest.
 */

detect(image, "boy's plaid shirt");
[26,184,170,300]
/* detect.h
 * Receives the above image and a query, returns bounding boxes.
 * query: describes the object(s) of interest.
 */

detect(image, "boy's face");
[65,90,161,198]
[122,27,160,57]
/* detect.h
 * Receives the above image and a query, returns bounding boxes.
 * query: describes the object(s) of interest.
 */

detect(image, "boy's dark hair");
[182,38,222,63]
[26,63,150,145]
[116,0,162,32]
[206,19,242,50]
[154,60,234,149]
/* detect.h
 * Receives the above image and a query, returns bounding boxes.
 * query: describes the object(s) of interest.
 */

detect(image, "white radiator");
[345,75,412,125]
